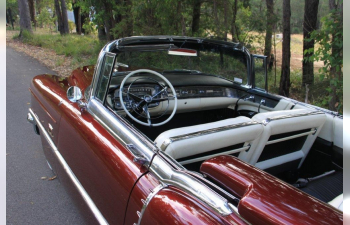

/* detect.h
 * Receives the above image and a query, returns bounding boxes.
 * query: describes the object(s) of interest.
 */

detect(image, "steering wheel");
[119,69,177,126]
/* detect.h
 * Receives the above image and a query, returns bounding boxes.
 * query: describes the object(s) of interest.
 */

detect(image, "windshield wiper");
[162,69,202,74]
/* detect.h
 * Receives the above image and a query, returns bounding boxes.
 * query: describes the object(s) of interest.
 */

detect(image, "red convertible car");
[27,36,343,224]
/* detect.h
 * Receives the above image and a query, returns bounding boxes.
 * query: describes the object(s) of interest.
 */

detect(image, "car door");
[57,52,148,224]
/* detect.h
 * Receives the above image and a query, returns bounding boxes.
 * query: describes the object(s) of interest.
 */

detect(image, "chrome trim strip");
[278,95,342,118]
[28,108,108,225]
[179,146,250,165]
[261,111,324,125]
[149,155,233,216]
[87,99,156,167]
[137,184,166,225]
[160,121,259,151]
[266,130,316,145]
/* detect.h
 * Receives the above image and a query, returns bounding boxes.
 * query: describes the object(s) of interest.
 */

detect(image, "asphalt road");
[6,47,85,224]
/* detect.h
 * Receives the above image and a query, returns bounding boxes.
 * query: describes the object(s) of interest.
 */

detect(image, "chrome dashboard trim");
[261,111,324,125]
[159,121,259,151]
[28,108,108,225]
[136,184,166,225]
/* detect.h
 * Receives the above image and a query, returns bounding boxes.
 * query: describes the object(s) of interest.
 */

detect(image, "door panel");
[57,101,146,224]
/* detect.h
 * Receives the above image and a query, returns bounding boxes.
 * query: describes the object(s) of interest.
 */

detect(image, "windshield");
[115,43,248,85]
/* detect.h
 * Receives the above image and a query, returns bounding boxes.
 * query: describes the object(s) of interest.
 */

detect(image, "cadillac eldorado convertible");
[27,36,343,224]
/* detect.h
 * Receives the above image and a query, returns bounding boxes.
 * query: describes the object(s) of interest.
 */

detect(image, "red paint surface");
[124,173,160,225]
[67,66,94,94]
[141,187,247,225]
[201,155,343,225]
[30,72,146,224]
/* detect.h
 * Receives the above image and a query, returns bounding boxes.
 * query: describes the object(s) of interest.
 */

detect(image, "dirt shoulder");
[6,30,74,77]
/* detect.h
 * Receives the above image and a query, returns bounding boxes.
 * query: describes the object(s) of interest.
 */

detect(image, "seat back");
[250,109,326,174]
[155,116,263,165]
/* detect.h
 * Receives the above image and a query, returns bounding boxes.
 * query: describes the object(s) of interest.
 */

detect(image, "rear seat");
[249,109,326,174]
[155,116,263,165]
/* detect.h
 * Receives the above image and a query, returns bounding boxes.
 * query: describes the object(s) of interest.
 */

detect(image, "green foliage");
[68,21,75,33]
[6,0,18,24]
[305,8,343,113]
[82,20,97,35]
[37,8,56,31]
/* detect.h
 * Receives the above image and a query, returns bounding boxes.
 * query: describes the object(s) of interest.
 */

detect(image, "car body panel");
[30,72,147,224]
[201,155,343,224]
[141,187,247,225]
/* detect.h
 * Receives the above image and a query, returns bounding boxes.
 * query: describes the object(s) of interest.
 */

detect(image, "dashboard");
[111,85,239,111]
[108,73,282,115]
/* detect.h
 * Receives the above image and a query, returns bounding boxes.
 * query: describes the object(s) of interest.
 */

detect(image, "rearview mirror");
[168,48,197,56]
[67,86,82,103]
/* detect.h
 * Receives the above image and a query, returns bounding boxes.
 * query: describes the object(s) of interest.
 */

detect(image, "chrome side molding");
[28,108,108,225]
[136,184,166,225]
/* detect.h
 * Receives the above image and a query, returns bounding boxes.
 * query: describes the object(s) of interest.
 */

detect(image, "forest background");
[6,0,343,113]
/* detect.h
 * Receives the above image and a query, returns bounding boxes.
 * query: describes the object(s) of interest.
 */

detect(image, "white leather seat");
[329,194,343,211]
[250,109,326,173]
[155,116,263,165]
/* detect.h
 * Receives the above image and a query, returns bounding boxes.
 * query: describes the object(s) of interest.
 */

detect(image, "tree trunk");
[213,0,220,37]
[28,0,36,27]
[18,0,32,36]
[98,24,107,40]
[123,0,133,37]
[191,0,202,35]
[81,13,88,34]
[302,0,319,86]
[7,8,14,29]
[264,0,274,68]
[54,0,63,34]
[177,1,186,36]
[60,0,69,34]
[231,0,238,41]
[73,3,81,34]
[223,0,228,40]
[279,0,291,97]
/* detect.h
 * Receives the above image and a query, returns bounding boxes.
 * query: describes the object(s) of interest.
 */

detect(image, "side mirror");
[67,86,82,103]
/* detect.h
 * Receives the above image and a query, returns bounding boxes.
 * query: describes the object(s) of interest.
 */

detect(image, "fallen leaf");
[27,102,30,105]
[41,177,47,180]
[48,175,57,181]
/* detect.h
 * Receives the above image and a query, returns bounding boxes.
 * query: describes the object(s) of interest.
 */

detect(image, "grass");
[14,29,105,68]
